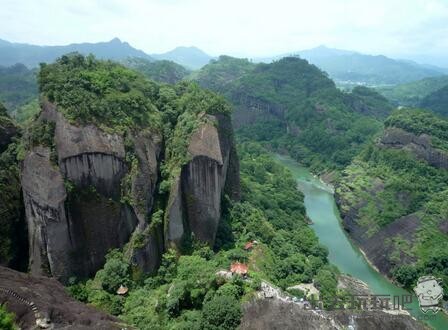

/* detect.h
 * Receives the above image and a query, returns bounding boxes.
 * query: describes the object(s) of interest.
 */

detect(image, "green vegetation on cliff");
[0,107,27,269]
[337,109,448,296]
[38,53,162,133]
[195,56,388,171]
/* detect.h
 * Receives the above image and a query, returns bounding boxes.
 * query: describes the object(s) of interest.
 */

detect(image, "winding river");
[274,154,448,330]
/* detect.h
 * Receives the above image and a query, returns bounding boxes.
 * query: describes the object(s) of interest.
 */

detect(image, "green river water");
[274,154,448,330]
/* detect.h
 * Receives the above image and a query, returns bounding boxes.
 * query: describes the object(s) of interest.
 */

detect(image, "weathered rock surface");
[230,91,285,129]
[21,146,69,280]
[379,127,448,169]
[165,114,240,249]
[240,298,425,330]
[22,101,239,281]
[336,187,421,276]
[22,101,163,282]
[0,266,124,329]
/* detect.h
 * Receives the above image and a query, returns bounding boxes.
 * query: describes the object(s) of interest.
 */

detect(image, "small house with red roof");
[230,262,248,277]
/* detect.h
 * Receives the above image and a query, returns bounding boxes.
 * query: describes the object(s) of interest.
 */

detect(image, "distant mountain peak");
[109,37,122,44]
[151,46,213,69]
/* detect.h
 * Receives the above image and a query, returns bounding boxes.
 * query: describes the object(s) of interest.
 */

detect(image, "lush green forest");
[123,57,189,84]
[195,56,388,171]
[337,109,448,295]
[377,75,448,107]
[419,85,448,117]
[0,64,38,114]
[67,142,340,329]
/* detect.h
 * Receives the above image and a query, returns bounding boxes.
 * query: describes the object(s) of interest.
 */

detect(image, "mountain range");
[0,37,213,69]
[2,38,446,86]
[257,45,448,86]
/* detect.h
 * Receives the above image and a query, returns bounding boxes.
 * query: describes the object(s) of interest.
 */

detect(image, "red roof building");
[230,262,248,276]
[244,241,254,250]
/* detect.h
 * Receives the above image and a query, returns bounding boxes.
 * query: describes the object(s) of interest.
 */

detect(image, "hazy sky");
[1,0,447,61]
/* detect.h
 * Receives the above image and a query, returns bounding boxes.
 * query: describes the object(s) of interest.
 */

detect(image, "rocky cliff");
[21,101,155,282]
[379,127,448,169]
[336,109,448,282]
[0,266,124,329]
[20,97,239,282]
[165,114,240,250]
[240,298,425,330]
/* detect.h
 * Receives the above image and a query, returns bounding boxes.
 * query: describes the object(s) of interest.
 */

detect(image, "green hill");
[0,64,38,114]
[196,56,390,171]
[151,46,213,70]
[377,75,448,106]
[123,57,189,84]
[419,85,448,117]
[266,46,446,86]
[336,108,448,294]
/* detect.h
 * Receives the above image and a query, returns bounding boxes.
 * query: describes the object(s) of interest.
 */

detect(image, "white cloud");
[0,0,447,60]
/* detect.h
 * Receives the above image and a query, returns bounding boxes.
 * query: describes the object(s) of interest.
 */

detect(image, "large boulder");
[0,266,124,329]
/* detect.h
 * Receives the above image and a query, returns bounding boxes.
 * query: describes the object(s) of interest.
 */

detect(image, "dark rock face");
[338,192,421,275]
[0,266,123,329]
[379,127,448,169]
[166,114,240,249]
[21,101,162,282]
[21,101,239,281]
[230,91,285,129]
[240,299,425,330]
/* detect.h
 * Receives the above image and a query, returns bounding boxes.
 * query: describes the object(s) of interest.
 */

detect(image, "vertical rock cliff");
[21,101,163,282]
[21,101,239,282]
[16,54,240,283]
[165,114,240,250]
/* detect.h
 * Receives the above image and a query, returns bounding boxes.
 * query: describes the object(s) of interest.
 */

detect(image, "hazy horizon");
[1,0,448,66]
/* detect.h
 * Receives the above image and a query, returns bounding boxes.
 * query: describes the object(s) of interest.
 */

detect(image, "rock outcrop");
[22,101,163,282]
[240,298,425,330]
[0,266,123,329]
[165,114,240,249]
[21,101,239,282]
[379,127,448,169]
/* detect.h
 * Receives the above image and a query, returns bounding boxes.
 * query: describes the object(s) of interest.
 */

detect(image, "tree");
[201,295,241,330]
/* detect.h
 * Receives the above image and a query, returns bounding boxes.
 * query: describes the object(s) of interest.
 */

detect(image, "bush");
[0,305,17,330]
[201,295,242,330]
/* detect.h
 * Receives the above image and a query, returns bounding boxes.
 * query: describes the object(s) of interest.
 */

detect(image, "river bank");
[273,153,448,330]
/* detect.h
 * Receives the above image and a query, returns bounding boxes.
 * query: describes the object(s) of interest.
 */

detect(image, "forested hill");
[336,108,448,296]
[0,64,37,114]
[122,57,190,84]
[419,85,448,117]
[261,46,446,86]
[377,75,448,107]
[195,56,391,171]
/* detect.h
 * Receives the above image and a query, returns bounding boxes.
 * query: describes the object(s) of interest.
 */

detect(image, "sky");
[1,0,448,64]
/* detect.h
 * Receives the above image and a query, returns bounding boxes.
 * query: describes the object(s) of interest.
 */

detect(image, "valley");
[1,21,448,330]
